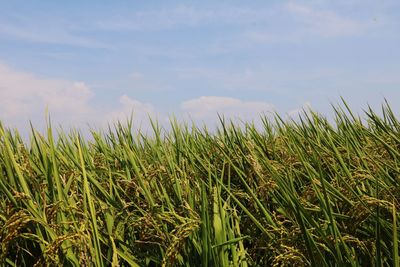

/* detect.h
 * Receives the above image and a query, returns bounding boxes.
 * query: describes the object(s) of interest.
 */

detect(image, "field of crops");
[0,102,399,266]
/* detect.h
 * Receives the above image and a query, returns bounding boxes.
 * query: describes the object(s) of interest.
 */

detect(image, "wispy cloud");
[243,2,369,45]
[127,70,172,92]
[0,21,109,48]
[174,67,275,91]
[285,2,364,37]
[174,66,339,93]
[96,5,273,31]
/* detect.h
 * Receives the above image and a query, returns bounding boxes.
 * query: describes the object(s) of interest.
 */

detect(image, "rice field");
[0,101,399,266]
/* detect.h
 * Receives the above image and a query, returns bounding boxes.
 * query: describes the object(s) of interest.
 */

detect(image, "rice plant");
[0,101,399,266]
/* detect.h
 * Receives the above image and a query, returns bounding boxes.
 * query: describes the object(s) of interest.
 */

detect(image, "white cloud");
[181,96,274,125]
[0,64,322,133]
[0,64,161,133]
[0,63,94,127]
[287,102,312,119]
[105,94,156,125]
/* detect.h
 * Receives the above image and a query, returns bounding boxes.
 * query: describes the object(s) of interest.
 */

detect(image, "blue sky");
[1,0,400,131]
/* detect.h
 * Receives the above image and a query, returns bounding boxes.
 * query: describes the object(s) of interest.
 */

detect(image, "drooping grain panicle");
[0,100,399,266]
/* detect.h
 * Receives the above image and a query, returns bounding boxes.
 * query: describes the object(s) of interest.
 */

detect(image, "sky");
[1,0,400,133]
